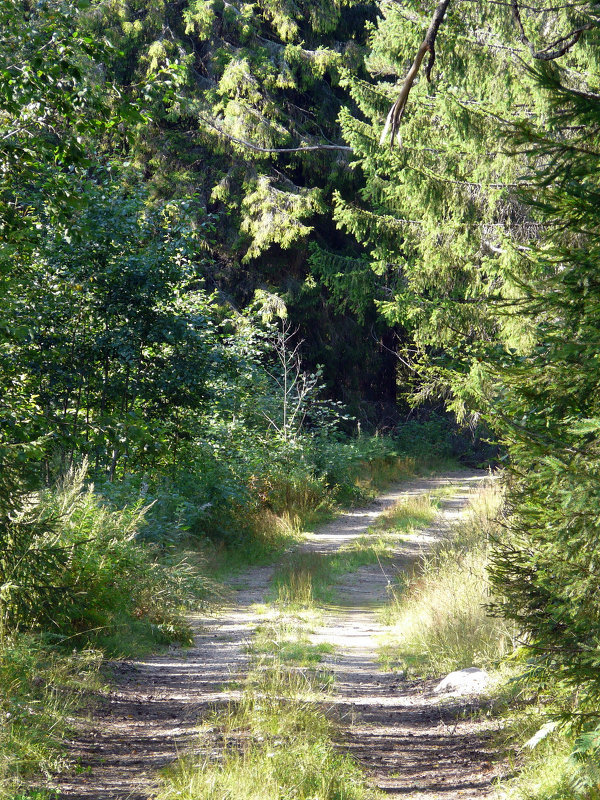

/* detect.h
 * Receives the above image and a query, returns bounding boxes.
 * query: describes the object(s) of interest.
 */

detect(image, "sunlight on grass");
[252,615,334,668]
[480,663,600,800]
[352,455,417,493]
[159,731,376,800]
[157,579,378,800]
[0,636,103,799]
[373,492,439,533]
[270,493,442,608]
[378,483,515,676]
[212,453,428,578]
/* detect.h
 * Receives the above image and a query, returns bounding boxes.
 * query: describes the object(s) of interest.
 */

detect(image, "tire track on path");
[312,471,502,798]
[55,470,492,800]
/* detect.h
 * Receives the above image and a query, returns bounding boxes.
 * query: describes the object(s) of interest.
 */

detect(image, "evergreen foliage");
[335,0,600,382]
[82,0,374,261]
[485,63,600,714]
[337,0,600,729]
[70,0,400,418]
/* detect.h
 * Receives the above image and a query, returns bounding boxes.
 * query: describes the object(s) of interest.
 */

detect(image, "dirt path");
[312,473,502,798]
[55,470,498,800]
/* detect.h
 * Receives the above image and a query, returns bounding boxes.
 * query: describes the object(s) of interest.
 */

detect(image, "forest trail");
[311,473,502,798]
[55,470,499,800]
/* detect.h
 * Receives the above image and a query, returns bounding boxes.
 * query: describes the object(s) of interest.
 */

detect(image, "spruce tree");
[84,0,376,262]
[335,0,600,714]
[486,63,600,711]
[78,0,402,418]
[333,1,600,405]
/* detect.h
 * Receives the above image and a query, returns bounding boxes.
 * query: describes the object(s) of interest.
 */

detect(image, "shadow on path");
[55,470,499,800]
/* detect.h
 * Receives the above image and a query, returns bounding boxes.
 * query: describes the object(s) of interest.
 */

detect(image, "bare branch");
[511,0,597,59]
[458,0,592,12]
[199,114,352,155]
[380,0,452,147]
[380,0,596,148]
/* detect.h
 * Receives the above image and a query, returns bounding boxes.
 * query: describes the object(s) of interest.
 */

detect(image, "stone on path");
[433,666,490,695]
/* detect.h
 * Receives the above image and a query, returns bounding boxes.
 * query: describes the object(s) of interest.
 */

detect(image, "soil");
[54,470,503,800]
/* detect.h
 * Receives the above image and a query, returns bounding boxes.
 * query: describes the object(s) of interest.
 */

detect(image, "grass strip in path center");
[157,472,488,800]
[157,597,382,800]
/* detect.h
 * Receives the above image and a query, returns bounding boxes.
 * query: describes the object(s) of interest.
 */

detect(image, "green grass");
[378,483,515,676]
[157,601,378,800]
[0,635,103,799]
[9,793,58,800]
[158,725,376,800]
[373,491,440,533]
[350,454,418,494]
[209,508,305,578]
[270,493,441,607]
[494,731,600,800]
[158,488,446,800]
[481,666,600,800]
[209,452,428,579]
[252,616,334,667]
[207,447,460,580]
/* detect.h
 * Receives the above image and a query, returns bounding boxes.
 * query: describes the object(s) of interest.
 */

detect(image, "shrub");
[0,463,213,654]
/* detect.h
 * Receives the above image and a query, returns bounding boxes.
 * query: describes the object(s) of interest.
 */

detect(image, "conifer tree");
[335,0,600,713]
[79,0,402,417]
[84,0,375,262]
[486,63,600,711]
[333,0,600,407]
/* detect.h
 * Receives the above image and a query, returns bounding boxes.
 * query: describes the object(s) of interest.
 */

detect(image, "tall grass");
[271,494,441,608]
[252,614,334,667]
[157,563,379,800]
[197,436,422,575]
[486,672,600,800]
[372,482,600,799]
[159,716,375,800]
[380,483,516,676]
[158,662,377,800]
[0,636,102,799]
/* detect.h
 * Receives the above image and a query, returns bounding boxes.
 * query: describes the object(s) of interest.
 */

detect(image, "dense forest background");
[2,0,600,795]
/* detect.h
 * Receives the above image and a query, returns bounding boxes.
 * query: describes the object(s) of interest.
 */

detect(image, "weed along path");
[309,472,501,798]
[55,470,496,800]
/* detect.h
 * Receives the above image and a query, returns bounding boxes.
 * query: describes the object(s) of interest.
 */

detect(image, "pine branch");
[458,0,592,12]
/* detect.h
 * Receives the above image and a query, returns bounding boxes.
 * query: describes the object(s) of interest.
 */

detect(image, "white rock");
[433,667,490,695]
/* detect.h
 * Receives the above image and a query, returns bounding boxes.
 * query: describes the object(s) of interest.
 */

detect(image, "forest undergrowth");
[0,425,449,799]
[4,1,600,796]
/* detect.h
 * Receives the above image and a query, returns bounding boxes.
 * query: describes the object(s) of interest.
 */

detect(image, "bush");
[0,463,213,654]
